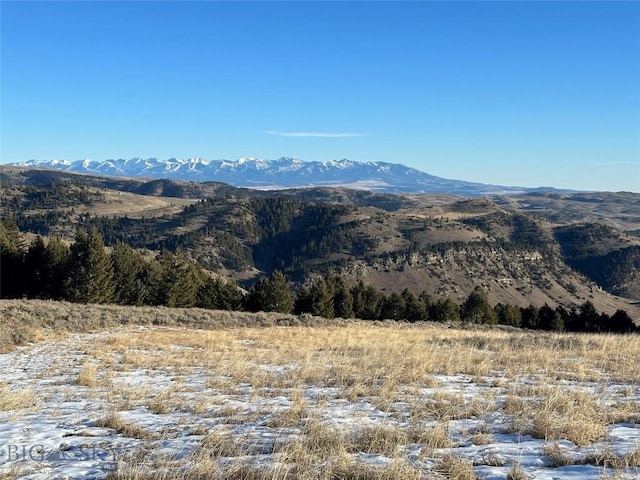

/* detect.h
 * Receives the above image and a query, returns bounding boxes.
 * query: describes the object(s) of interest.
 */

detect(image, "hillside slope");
[2,167,638,317]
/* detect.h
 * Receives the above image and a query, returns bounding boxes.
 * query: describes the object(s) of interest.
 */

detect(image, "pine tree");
[460,287,495,324]
[418,291,433,321]
[42,236,69,300]
[294,285,314,314]
[430,298,460,323]
[111,243,147,305]
[609,310,636,333]
[351,280,367,319]
[401,288,426,322]
[196,277,243,311]
[244,271,293,313]
[65,230,114,304]
[0,214,26,298]
[381,292,406,320]
[563,306,580,332]
[538,304,563,331]
[578,301,602,332]
[352,283,383,320]
[24,236,47,298]
[136,259,162,306]
[310,278,334,318]
[494,303,521,327]
[154,249,203,308]
[0,213,24,253]
[521,305,540,330]
[24,236,70,300]
[326,273,353,319]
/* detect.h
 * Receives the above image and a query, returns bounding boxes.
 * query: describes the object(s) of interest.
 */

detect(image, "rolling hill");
[2,166,639,317]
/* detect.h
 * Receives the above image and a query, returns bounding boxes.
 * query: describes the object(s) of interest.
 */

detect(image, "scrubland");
[0,300,639,479]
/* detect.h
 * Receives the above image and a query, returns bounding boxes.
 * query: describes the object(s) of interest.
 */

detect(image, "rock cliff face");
[338,244,625,313]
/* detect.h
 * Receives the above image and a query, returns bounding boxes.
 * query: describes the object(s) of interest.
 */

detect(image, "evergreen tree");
[153,249,203,308]
[381,292,406,320]
[563,306,581,332]
[111,243,147,305]
[0,213,24,253]
[244,271,293,313]
[521,304,540,330]
[351,280,368,319]
[220,280,244,311]
[597,311,612,333]
[136,259,162,306]
[41,236,69,300]
[578,301,601,332]
[609,310,636,333]
[24,236,48,298]
[494,303,521,327]
[294,285,314,314]
[352,283,383,320]
[310,277,335,318]
[551,309,565,332]
[326,273,353,319]
[460,287,495,324]
[538,303,563,331]
[418,291,433,321]
[401,288,426,322]
[196,277,243,311]
[429,298,460,323]
[65,230,114,304]
[0,214,26,298]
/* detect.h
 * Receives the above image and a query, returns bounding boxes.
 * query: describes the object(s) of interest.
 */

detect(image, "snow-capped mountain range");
[12,157,553,195]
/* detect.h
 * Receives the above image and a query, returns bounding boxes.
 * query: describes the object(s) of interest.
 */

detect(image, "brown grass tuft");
[0,383,38,412]
[96,412,155,439]
[435,453,478,480]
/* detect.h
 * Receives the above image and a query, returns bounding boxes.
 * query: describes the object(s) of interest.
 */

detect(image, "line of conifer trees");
[1,216,636,334]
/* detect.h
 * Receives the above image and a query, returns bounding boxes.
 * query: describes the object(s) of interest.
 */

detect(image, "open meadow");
[0,300,639,479]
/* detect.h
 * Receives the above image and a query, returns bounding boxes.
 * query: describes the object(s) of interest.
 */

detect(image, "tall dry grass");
[76,323,640,478]
[2,299,640,479]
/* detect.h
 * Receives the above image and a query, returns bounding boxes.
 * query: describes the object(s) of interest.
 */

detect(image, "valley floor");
[1,319,639,479]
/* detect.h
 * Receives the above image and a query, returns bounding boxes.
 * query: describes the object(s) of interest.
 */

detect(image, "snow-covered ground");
[0,325,638,479]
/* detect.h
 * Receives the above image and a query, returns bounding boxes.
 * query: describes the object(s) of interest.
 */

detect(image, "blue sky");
[2,1,639,192]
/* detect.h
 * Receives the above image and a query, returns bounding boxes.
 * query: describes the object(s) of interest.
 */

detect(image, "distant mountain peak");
[12,157,560,195]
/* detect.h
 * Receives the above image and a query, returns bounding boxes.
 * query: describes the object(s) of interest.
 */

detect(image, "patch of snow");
[1,327,638,479]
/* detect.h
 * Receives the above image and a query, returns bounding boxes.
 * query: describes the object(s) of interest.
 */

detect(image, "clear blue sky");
[2,1,639,192]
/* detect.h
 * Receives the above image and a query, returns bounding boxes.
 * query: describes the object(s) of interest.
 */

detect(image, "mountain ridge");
[1,166,638,317]
[12,157,566,196]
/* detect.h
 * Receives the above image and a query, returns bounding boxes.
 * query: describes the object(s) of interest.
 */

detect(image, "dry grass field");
[0,300,639,479]
[76,190,199,219]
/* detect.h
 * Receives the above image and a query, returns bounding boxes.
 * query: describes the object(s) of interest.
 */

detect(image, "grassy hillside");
[2,166,639,316]
[0,299,343,354]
